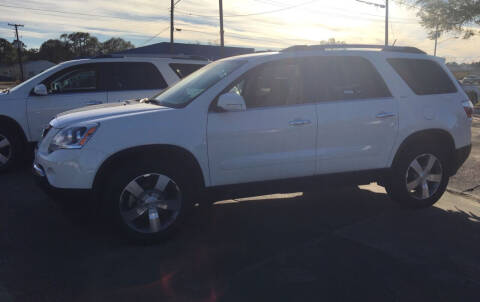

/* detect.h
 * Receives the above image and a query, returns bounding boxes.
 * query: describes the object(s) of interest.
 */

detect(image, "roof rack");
[91,53,209,61]
[92,54,124,59]
[281,44,426,54]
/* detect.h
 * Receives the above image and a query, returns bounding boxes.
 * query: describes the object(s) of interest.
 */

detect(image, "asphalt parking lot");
[1,174,480,301]
[1,118,480,302]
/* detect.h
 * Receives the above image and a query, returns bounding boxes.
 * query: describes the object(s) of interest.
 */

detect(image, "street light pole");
[385,0,389,46]
[219,0,224,47]
[434,23,439,56]
[170,0,174,53]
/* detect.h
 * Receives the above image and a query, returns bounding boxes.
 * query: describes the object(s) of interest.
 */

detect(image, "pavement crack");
[463,184,480,193]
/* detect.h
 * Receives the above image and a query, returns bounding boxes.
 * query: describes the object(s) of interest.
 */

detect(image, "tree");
[100,37,134,54]
[37,39,74,63]
[61,32,100,57]
[404,0,480,39]
[320,38,346,45]
[0,38,16,65]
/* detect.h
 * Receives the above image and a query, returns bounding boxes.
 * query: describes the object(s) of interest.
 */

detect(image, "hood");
[51,100,169,129]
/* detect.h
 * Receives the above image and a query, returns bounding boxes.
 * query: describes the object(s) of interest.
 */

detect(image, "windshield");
[9,64,61,93]
[153,59,246,108]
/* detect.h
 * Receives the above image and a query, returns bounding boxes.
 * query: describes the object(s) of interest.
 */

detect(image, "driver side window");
[228,59,304,109]
[46,66,98,94]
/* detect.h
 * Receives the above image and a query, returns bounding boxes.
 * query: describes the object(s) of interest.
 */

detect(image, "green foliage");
[1,32,135,65]
[320,38,346,45]
[404,0,480,39]
[101,37,134,54]
[0,38,16,65]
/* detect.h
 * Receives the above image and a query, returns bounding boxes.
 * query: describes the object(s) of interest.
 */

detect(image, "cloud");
[0,0,478,61]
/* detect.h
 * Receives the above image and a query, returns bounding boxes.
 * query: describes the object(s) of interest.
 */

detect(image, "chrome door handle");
[289,119,311,126]
[86,100,102,105]
[376,112,396,119]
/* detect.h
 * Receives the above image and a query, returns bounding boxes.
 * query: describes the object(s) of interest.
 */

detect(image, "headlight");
[48,123,99,153]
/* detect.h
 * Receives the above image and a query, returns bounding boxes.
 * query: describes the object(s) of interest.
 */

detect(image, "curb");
[446,187,480,202]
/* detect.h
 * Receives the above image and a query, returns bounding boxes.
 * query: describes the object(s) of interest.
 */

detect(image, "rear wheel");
[103,160,196,243]
[386,145,449,208]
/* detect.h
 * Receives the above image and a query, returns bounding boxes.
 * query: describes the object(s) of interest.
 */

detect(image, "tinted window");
[388,58,457,95]
[303,56,391,102]
[229,59,305,108]
[169,63,205,78]
[108,62,167,91]
[45,65,98,94]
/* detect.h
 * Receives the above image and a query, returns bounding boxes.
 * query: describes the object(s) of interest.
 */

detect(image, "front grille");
[41,125,52,138]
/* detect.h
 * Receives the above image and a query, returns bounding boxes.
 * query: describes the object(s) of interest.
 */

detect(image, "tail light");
[462,100,474,118]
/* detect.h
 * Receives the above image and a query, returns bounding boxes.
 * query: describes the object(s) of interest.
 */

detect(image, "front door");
[26,63,107,141]
[207,58,317,186]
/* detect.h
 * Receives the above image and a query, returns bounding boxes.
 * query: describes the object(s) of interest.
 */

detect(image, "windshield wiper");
[1,88,10,94]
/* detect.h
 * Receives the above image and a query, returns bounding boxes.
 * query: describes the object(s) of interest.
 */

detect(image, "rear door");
[105,62,169,102]
[304,55,398,174]
[207,58,318,186]
[26,63,107,141]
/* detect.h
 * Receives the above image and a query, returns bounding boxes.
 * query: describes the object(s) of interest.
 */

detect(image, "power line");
[176,0,320,18]
[0,3,165,22]
[141,26,170,46]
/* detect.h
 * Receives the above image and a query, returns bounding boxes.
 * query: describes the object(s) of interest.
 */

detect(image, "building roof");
[115,42,254,60]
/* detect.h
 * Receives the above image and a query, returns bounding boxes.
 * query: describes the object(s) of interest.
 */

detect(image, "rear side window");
[303,56,391,102]
[108,62,168,91]
[387,58,457,95]
[169,63,205,78]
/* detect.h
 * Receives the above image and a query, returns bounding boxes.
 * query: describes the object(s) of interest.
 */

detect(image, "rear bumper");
[450,144,471,175]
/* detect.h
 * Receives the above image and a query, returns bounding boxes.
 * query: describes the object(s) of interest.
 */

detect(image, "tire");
[102,159,197,243]
[386,144,449,209]
[0,125,23,173]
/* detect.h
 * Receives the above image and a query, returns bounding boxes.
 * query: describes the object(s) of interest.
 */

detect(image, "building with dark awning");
[115,42,254,61]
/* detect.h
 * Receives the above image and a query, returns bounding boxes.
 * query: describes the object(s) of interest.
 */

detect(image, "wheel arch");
[92,144,206,198]
[391,128,456,174]
[0,115,28,145]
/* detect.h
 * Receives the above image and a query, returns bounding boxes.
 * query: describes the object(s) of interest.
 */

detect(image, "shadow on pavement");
[2,169,480,302]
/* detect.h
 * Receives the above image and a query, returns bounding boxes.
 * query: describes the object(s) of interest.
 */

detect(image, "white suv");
[34,45,472,242]
[0,55,207,171]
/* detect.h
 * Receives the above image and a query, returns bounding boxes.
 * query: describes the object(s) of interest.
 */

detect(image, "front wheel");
[0,128,23,173]
[386,146,449,208]
[103,161,195,243]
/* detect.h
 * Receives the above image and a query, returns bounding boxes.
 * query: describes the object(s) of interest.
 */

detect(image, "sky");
[0,0,479,63]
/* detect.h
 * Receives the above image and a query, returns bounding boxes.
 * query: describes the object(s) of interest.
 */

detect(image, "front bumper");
[450,144,471,175]
[33,161,92,199]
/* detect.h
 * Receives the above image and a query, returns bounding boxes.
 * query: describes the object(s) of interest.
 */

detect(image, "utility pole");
[434,23,439,56]
[8,23,24,81]
[385,0,389,46]
[219,0,224,47]
[170,0,174,53]
[356,0,388,46]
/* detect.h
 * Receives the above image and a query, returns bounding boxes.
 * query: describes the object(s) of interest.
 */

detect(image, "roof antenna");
[392,39,397,46]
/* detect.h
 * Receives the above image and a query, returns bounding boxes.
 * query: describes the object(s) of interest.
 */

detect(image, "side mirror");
[33,84,48,96]
[217,92,246,112]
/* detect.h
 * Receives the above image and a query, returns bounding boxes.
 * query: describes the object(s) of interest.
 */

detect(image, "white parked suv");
[34,45,472,242]
[0,55,207,171]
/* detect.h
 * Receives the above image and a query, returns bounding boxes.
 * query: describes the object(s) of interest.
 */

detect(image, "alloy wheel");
[405,153,443,200]
[119,173,182,233]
